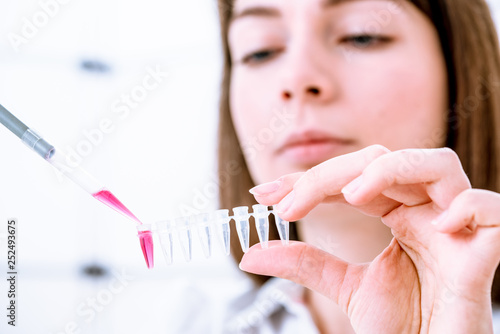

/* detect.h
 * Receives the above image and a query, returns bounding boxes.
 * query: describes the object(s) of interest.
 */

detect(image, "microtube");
[156,220,174,265]
[252,204,270,249]
[233,206,251,253]
[137,205,290,267]
[273,205,289,246]
[214,209,231,256]
[195,213,213,258]
[137,224,154,269]
[176,216,192,262]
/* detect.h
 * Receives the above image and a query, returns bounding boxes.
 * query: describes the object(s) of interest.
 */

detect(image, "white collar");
[225,277,318,333]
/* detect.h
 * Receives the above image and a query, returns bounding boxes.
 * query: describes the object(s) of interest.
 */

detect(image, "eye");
[241,48,281,65]
[340,34,390,49]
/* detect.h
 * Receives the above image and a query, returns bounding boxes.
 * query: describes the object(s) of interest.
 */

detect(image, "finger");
[342,148,471,209]
[252,174,400,217]
[275,144,394,221]
[249,172,303,206]
[239,241,362,308]
[433,189,500,233]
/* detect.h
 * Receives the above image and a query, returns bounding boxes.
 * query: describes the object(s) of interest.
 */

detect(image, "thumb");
[239,241,362,308]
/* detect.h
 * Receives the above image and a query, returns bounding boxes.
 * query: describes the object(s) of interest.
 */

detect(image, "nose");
[280,44,338,104]
[282,86,322,100]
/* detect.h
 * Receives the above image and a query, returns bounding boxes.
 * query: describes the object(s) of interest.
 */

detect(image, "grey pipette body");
[0,104,55,159]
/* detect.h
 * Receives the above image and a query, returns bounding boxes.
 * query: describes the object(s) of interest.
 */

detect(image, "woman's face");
[228,0,448,184]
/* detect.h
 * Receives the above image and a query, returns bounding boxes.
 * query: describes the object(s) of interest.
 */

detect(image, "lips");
[276,130,353,165]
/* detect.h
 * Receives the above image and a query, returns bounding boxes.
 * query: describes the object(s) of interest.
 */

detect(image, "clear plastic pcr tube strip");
[137,205,290,266]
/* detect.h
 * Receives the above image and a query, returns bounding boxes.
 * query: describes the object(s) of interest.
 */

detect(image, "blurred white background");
[0,0,499,333]
[0,1,248,334]
[492,0,500,27]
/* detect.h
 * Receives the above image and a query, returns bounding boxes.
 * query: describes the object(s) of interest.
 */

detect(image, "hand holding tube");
[243,145,499,333]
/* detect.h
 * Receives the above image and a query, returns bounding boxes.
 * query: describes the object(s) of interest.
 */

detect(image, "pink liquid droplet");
[92,189,142,224]
[92,189,154,268]
[138,231,154,269]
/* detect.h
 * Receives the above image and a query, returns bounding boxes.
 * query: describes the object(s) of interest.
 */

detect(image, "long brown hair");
[217,0,500,301]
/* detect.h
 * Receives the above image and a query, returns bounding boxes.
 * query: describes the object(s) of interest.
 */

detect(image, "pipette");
[0,104,154,269]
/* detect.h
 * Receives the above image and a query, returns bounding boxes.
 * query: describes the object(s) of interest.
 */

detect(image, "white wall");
[489,0,500,28]
[0,1,243,334]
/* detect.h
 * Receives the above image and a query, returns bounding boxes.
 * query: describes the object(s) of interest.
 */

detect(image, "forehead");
[234,0,356,9]
[232,0,345,14]
[231,0,405,23]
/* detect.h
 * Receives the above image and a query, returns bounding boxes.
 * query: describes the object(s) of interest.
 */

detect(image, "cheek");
[230,69,277,181]
[347,52,448,150]
[230,70,272,145]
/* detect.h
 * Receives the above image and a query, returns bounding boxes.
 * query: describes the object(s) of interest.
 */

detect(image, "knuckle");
[303,165,322,184]
[293,246,325,286]
[457,188,475,201]
[362,144,391,167]
[280,172,305,188]
[363,155,392,184]
[289,245,308,281]
[366,144,391,157]
[436,148,470,187]
[301,166,332,199]
[438,147,461,167]
[455,188,487,206]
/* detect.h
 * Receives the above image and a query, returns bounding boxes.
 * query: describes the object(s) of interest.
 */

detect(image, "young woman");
[217,0,500,332]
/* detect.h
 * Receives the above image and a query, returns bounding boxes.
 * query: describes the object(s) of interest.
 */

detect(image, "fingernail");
[249,179,282,196]
[341,175,363,195]
[276,191,295,214]
[431,210,448,225]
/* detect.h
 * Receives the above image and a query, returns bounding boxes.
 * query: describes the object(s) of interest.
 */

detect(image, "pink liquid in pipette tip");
[92,189,142,224]
[92,189,154,269]
[138,231,154,269]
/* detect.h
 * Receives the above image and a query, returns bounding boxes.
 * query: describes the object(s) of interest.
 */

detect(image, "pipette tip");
[93,188,152,267]
[92,189,142,224]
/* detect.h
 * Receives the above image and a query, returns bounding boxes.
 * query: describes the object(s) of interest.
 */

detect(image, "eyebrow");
[230,0,354,25]
[321,0,351,6]
[230,6,281,25]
